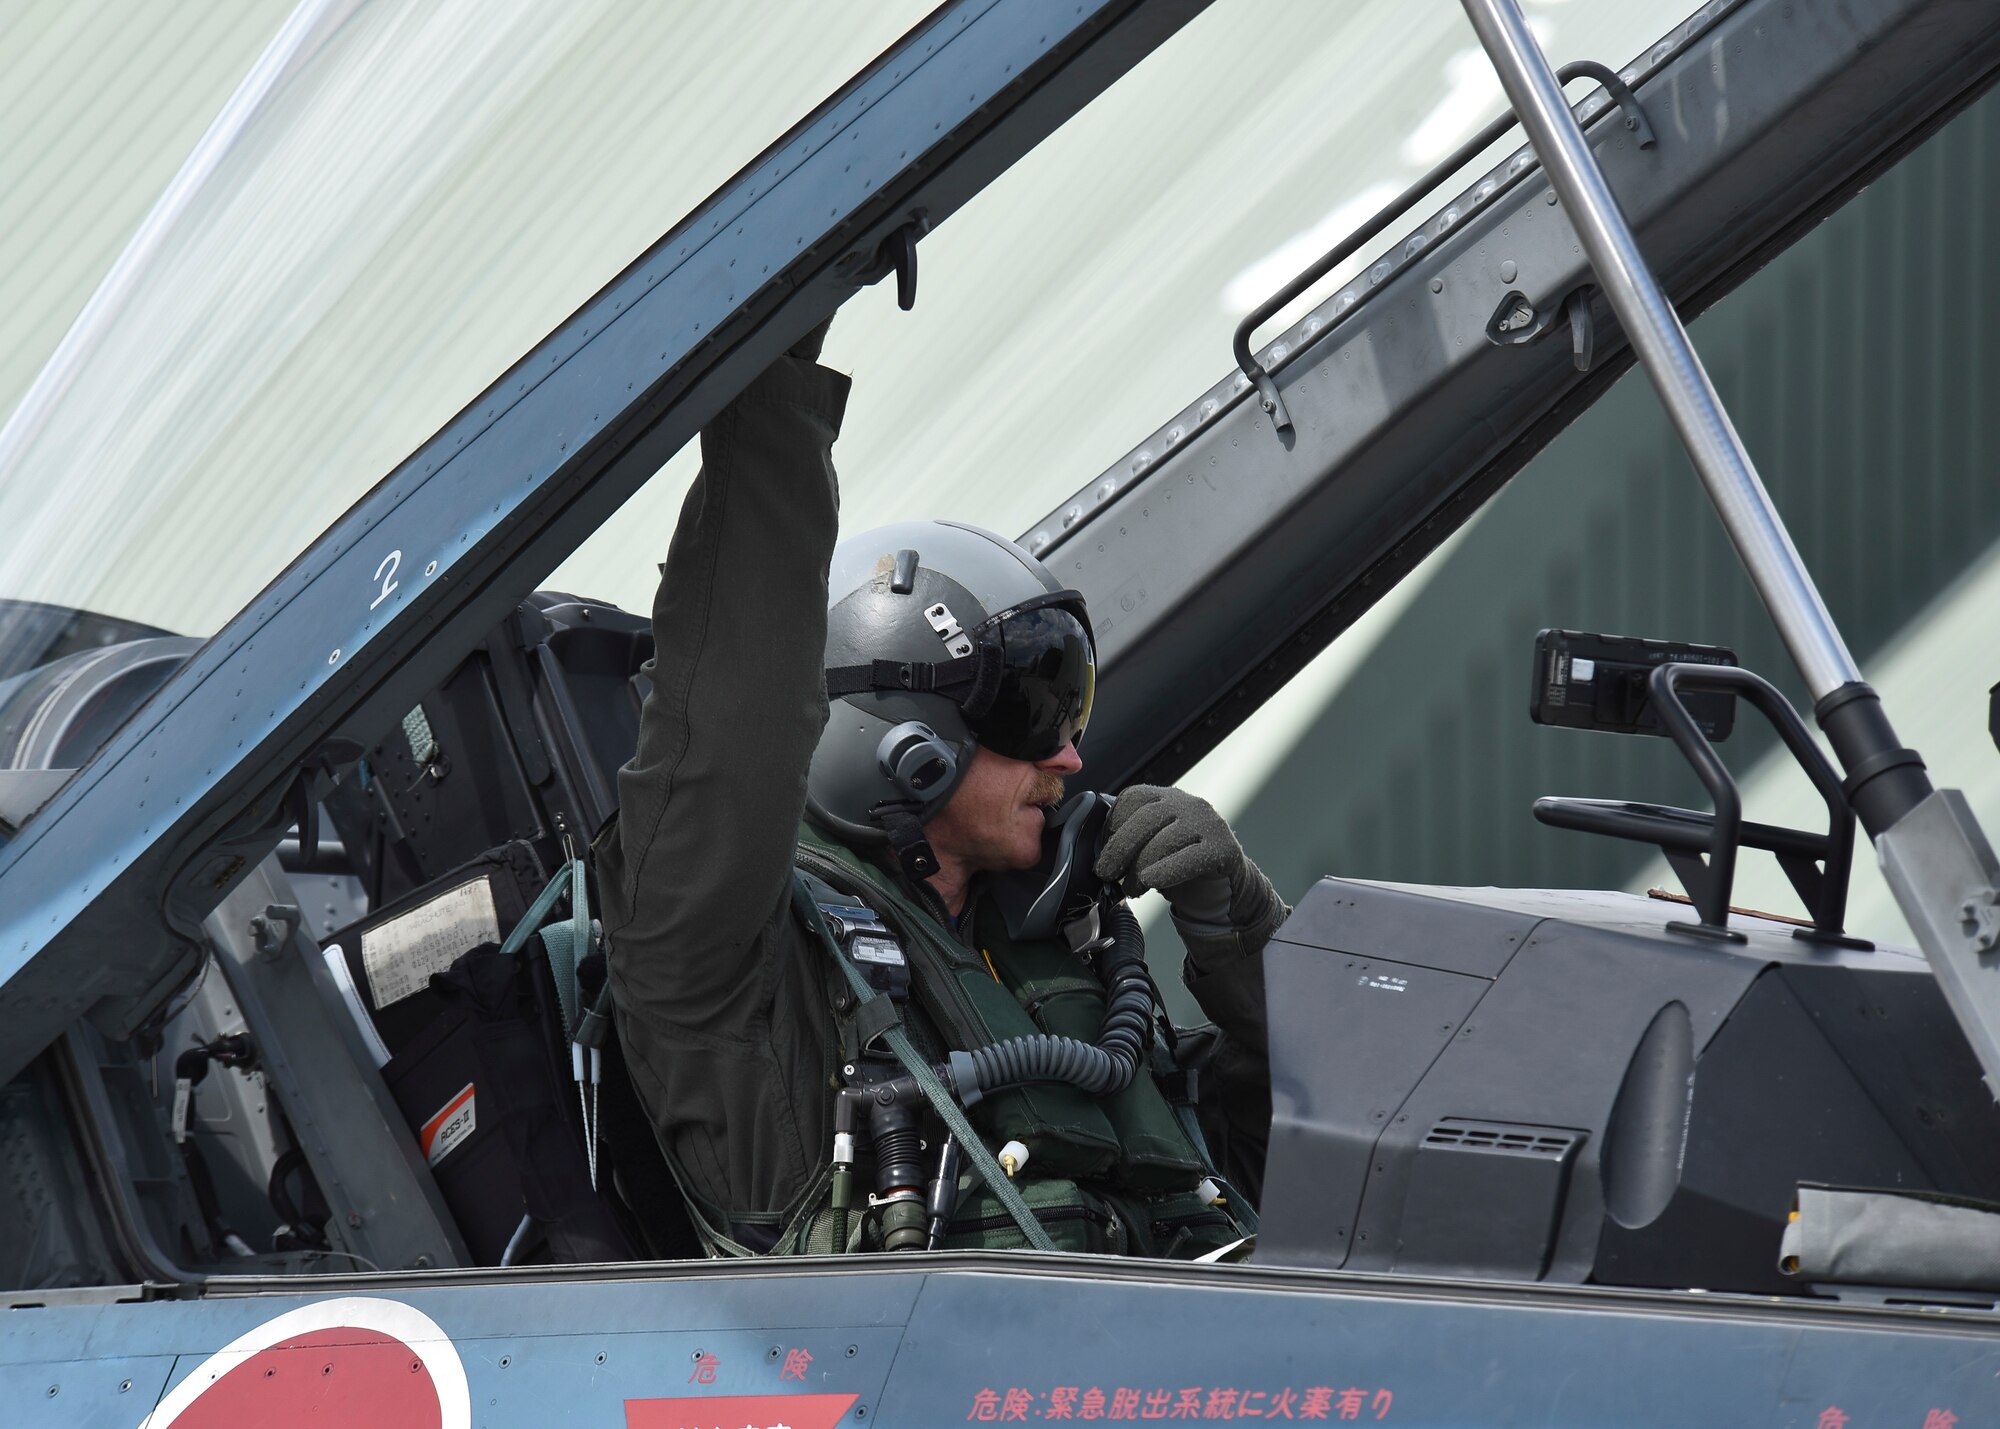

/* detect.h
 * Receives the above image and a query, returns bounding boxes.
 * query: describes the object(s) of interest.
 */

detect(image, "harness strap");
[847,996,902,1054]
[500,862,572,957]
[502,858,601,1187]
[871,802,939,881]
[534,858,591,1039]
[790,872,1059,1254]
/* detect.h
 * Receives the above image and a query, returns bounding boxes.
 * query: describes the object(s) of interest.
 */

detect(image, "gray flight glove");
[1093,784,1284,936]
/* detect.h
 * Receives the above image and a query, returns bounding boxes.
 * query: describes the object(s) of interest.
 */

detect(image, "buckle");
[816,900,888,941]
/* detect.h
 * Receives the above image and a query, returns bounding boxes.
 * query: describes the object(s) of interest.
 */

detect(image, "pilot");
[595,318,1287,1257]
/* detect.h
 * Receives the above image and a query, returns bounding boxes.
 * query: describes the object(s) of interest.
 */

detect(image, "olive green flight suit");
[595,348,1279,1254]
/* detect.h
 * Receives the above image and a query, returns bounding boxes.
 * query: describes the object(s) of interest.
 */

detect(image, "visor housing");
[969,593,1094,761]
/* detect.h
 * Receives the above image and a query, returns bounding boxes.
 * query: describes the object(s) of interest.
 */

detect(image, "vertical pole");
[1461,0,2000,1103]
[1459,0,1860,701]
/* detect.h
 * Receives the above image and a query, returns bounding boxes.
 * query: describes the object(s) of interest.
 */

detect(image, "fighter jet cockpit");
[5,5,2000,1417]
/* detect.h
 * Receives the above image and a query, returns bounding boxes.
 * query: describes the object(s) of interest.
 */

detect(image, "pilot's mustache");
[1027,771,1068,808]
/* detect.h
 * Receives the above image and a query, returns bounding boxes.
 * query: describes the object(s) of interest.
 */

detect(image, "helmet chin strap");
[872,800,940,881]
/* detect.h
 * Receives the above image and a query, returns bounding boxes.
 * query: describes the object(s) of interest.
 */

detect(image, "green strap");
[502,863,572,956]
[540,859,590,1038]
[501,859,588,1039]
[790,873,1059,1254]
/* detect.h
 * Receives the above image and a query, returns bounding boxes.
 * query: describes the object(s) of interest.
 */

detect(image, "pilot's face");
[925,741,1083,874]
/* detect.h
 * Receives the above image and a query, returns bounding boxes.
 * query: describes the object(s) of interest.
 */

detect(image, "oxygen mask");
[990,789,1118,943]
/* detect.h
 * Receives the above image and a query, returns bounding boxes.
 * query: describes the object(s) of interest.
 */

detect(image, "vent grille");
[1424,1118,1581,1159]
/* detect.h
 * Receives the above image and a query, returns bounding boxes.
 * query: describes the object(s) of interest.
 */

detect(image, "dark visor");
[969,594,1095,761]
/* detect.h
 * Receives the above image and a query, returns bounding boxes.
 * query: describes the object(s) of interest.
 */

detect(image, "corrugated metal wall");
[1230,88,2000,909]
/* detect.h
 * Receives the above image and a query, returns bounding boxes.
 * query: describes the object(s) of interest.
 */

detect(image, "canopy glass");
[0,0,1685,801]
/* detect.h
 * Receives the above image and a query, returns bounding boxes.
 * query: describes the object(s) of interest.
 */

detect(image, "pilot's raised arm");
[597,318,1275,1260]
[594,320,848,1247]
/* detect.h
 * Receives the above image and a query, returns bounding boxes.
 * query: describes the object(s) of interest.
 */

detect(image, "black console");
[1261,635,2000,1292]
[1257,880,2000,1290]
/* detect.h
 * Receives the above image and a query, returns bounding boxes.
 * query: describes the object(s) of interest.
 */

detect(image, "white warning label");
[171,1078,192,1144]
[360,877,499,1008]
[420,1084,477,1166]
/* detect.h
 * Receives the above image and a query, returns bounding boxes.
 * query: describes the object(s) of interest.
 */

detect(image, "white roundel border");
[137,1296,470,1429]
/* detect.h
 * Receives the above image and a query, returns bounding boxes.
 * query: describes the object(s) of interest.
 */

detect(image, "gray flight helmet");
[808,519,1077,849]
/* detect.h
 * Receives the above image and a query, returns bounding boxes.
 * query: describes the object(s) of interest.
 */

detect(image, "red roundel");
[140,1298,469,1429]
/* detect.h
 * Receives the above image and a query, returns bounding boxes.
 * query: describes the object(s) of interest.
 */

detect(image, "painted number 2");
[371,549,402,610]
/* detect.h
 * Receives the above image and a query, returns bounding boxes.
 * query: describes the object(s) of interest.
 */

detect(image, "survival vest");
[778,824,1252,1259]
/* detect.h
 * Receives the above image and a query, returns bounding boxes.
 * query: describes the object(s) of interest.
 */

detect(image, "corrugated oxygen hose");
[945,902,1154,1100]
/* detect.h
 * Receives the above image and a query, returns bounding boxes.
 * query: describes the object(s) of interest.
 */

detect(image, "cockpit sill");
[14,1248,2000,1335]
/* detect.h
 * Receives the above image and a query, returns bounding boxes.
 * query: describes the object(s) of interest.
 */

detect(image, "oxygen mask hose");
[942,901,1155,1102]
[870,1096,929,1252]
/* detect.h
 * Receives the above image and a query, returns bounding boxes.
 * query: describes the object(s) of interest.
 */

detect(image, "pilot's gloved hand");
[788,313,836,363]
[1094,785,1282,936]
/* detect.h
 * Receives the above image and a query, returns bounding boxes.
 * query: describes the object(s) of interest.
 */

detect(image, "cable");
[950,902,1154,1100]
[500,1213,537,1267]
[294,1248,382,1274]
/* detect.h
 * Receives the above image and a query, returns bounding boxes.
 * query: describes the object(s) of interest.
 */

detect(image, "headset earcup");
[876,721,959,805]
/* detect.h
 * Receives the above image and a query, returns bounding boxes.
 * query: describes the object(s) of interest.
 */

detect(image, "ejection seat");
[315,591,702,1263]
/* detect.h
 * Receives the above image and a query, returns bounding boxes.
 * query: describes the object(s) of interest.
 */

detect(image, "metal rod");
[1459,0,1862,701]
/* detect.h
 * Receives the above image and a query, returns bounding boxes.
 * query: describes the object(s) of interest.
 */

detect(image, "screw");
[322,1364,333,1377]
[347,1211,363,1228]
[499,1356,512,1369]
[596,1352,608,1366]
[846,1345,859,1358]
[328,649,342,665]
[119,1381,133,1394]
[46,1385,58,1398]
[424,560,438,577]
[856,1408,868,1420]
[410,1361,423,1374]
[1429,278,1444,293]
[692,1350,704,1361]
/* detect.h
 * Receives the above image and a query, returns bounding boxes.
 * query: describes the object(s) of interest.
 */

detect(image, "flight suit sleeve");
[596,346,851,1030]
[1177,869,1288,1201]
